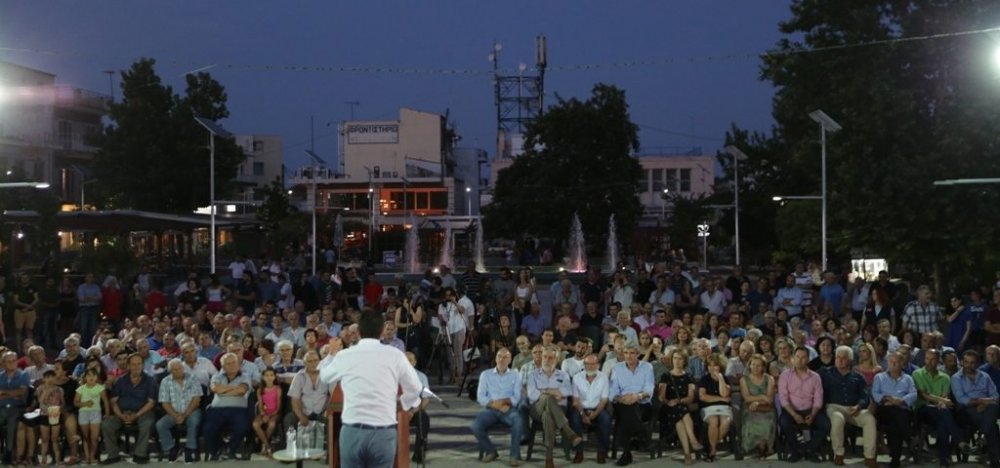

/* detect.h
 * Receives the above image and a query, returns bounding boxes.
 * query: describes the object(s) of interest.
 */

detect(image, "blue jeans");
[77,305,99,345]
[203,407,250,457]
[471,408,524,460]
[156,409,202,451]
[568,408,611,452]
[339,425,396,468]
[918,405,964,463]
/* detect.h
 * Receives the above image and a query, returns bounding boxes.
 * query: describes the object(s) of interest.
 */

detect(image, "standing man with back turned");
[320,309,424,468]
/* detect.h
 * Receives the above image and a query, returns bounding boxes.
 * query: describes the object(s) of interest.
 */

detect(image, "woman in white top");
[514,268,536,304]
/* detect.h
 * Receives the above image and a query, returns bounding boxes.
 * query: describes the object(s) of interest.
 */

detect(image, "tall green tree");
[484,84,642,255]
[89,58,244,213]
[723,1,1000,284]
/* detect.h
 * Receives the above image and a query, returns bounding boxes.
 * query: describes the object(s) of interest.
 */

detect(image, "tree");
[724,1,1000,285]
[89,58,245,213]
[256,177,299,255]
[484,84,642,255]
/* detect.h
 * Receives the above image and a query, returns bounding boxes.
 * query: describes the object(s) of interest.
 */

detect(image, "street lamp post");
[465,186,472,216]
[697,222,710,271]
[660,188,669,221]
[808,110,842,272]
[305,150,328,277]
[725,146,749,266]
[194,117,233,275]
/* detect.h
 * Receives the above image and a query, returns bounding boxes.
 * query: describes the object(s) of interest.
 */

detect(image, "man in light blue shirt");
[872,352,917,468]
[608,344,654,466]
[951,349,1000,467]
[774,275,804,317]
[471,348,525,465]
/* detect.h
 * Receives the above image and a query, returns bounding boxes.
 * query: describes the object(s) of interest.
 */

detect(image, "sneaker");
[184,450,196,464]
[133,456,149,465]
[167,446,179,463]
[101,456,122,465]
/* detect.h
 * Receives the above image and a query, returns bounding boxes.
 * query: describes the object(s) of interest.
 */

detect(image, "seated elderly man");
[203,352,253,461]
[471,347,526,466]
[820,346,876,468]
[569,353,611,464]
[179,341,218,391]
[102,353,157,464]
[526,347,581,468]
[155,358,202,463]
[609,343,655,466]
[283,351,331,435]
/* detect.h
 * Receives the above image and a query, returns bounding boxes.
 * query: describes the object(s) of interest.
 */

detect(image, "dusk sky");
[1,2,793,171]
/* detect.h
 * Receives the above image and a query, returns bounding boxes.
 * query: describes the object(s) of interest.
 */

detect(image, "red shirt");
[101,287,123,320]
[145,290,168,316]
[363,283,384,309]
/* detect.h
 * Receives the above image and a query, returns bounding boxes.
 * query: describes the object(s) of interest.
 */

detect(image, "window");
[640,169,650,192]
[58,121,72,150]
[430,191,448,210]
[252,140,265,151]
[253,162,265,176]
[651,169,664,192]
[680,168,691,192]
[416,192,429,210]
[665,169,678,193]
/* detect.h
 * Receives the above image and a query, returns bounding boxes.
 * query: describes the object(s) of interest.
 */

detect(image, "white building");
[232,134,283,207]
[289,108,485,258]
[0,61,109,205]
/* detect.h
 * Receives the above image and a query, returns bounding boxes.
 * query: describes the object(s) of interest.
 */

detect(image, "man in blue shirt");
[102,353,158,464]
[608,344,654,466]
[471,348,525,465]
[951,349,1000,467]
[818,272,846,318]
[821,346,876,467]
[872,352,917,468]
[0,351,29,465]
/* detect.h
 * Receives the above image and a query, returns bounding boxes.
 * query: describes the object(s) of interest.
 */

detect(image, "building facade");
[0,61,109,205]
[232,134,283,206]
[289,108,485,259]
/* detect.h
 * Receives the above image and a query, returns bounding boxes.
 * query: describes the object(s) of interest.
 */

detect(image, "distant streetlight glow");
[993,46,1000,70]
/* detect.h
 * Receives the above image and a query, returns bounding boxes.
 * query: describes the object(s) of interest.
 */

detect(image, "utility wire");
[1,25,997,76]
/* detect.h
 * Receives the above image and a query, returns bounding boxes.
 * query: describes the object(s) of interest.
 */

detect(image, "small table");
[273,448,327,468]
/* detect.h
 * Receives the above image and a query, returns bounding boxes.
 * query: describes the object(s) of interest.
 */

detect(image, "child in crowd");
[252,367,283,457]
[75,368,108,465]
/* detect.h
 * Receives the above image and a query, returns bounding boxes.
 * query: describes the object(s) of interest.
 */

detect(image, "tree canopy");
[718,1,1000,283]
[484,83,642,255]
[89,58,244,213]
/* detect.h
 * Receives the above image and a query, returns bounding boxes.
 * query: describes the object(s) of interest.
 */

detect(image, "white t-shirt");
[229,261,246,280]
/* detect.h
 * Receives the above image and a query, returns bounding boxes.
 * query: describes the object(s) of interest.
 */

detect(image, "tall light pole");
[660,188,669,221]
[194,117,233,275]
[696,222,710,271]
[305,150,328,277]
[465,186,472,216]
[808,110,841,271]
[725,146,749,266]
[363,166,374,260]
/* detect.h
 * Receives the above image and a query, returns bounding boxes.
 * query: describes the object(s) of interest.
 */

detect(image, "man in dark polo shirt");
[102,353,157,464]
